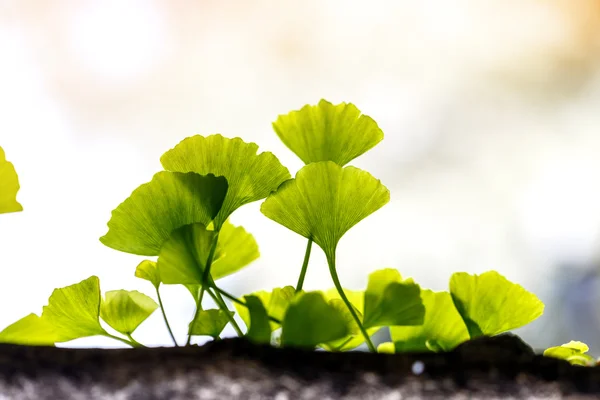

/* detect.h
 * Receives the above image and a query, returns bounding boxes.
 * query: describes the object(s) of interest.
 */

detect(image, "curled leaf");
[211,221,260,280]
[135,260,161,288]
[100,290,158,335]
[544,341,596,366]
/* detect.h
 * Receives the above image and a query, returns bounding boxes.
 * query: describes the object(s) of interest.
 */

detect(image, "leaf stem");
[104,333,142,348]
[295,238,313,292]
[126,333,145,348]
[155,286,178,347]
[185,287,205,346]
[326,253,376,353]
[207,288,244,336]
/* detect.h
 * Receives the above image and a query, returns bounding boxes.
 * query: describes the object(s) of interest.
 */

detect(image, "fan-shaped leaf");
[189,309,232,338]
[260,162,389,260]
[160,135,291,230]
[100,290,158,335]
[41,276,107,342]
[135,260,161,288]
[100,171,227,256]
[273,99,384,166]
[211,221,260,280]
[281,292,348,349]
[0,314,60,345]
[363,269,425,329]
[0,146,23,214]
[544,341,595,366]
[389,290,469,352]
[234,286,296,331]
[243,295,272,343]
[449,271,544,338]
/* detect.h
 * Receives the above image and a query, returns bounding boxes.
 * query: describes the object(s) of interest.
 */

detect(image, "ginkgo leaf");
[0,314,60,345]
[0,146,23,214]
[243,295,271,343]
[260,162,389,260]
[100,171,227,256]
[157,223,219,285]
[234,286,296,331]
[389,290,469,352]
[211,221,260,280]
[281,292,348,349]
[100,290,158,335]
[449,271,544,338]
[160,134,291,230]
[320,288,381,351]
[272,99,384,166]
[135,260,161,288]
[189,309,232,338]
[544,341,595,366]
[363,269,425,329]
[41,276,107,342]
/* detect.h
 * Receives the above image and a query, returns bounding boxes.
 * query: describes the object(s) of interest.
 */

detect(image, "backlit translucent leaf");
[161,135,291,230]
[281,292,348,349]
[42,276,107,342]
[389,290,469,352]
[449,271,544,338]
[544,341,595,366]
[0,146,23,214]
[157,223,218,285]
[273,99,384,166]
[243,295,271,343]
[0,314,60,345]
[363,269,425,329]
[189,309,232,338]
[100,171,227,255]
[260,162,389,260]
[211,221,260,280]
[234,286,296,331]
[377,342,395,354]
[135,260,161,288]
[320,288,380,351]
[100,290,158,335]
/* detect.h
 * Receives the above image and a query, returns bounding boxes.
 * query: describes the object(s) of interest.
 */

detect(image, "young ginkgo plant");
[0,102,570,358]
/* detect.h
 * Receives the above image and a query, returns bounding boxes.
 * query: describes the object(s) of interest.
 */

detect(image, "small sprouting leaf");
[544,341,595,366]
[281,292,348,349]
[135,260,161,288]
[0,146,23,214]
[389,290,469,352]
[160,135,291,230]
[0,314,59,345]
[273,99,384,166]
[243,295,271,343]
[449,271,544,338]
[157,223,218,285]
[189,309,232,338]
[377,342,395,354]
[260,162,389,260]
[42,276,107,342]
[100,171,227,256]
[211,221,260,280]
[234,286,296,331]
[100,290,158,335]
[363,269,425,329]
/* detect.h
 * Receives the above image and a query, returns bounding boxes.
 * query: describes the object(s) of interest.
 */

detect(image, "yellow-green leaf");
[100,290,158,335]
[0,146,23,214]
[134,260,161,288]
[0,314,60,346]
[244,295,272,344]
[189,309,232,338]
[211,221,260,280]
[544,341,596,366]
[234,286,296,331]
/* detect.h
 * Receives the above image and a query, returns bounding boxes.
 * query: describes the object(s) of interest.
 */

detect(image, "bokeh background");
[2,0,600,351]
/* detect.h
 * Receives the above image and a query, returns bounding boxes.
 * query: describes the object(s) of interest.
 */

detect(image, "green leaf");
[211,221,260,280]
[243,295,272,343]
[135,260,161,288]
[0,314,60,345]
[189,309,232,338]
[273,99,384,166]
[234,286,296,331]
[281,292,348,349]
[157,223,218,285]
[0,146,23,214]
[363,268,425,329]
[41,276,107,342]
[544,341,595,366]
[100,290,158,335]
[260,162,389,260]
[100,171,227,256]
[160,135,291,230]
[377,342,395,354]
[389,290,469,352]
[320,288,380,351]
[449,271,544,338]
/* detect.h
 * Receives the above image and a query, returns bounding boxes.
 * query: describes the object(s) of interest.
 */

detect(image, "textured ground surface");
[0,334,598,399]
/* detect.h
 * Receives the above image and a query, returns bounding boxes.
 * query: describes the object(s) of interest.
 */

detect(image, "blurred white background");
[1,0,600,351]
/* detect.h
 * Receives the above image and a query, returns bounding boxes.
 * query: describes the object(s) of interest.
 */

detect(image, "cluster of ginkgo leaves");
[0,102,594,364]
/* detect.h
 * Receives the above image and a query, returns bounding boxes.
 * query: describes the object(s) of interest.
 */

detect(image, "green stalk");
[327,253,376,353]
[155,286,178,347]
[295,238,313,292]
[207,288,244,336]
[126,333,144,348]
[185,288,205,346]
[104,333,143,348]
